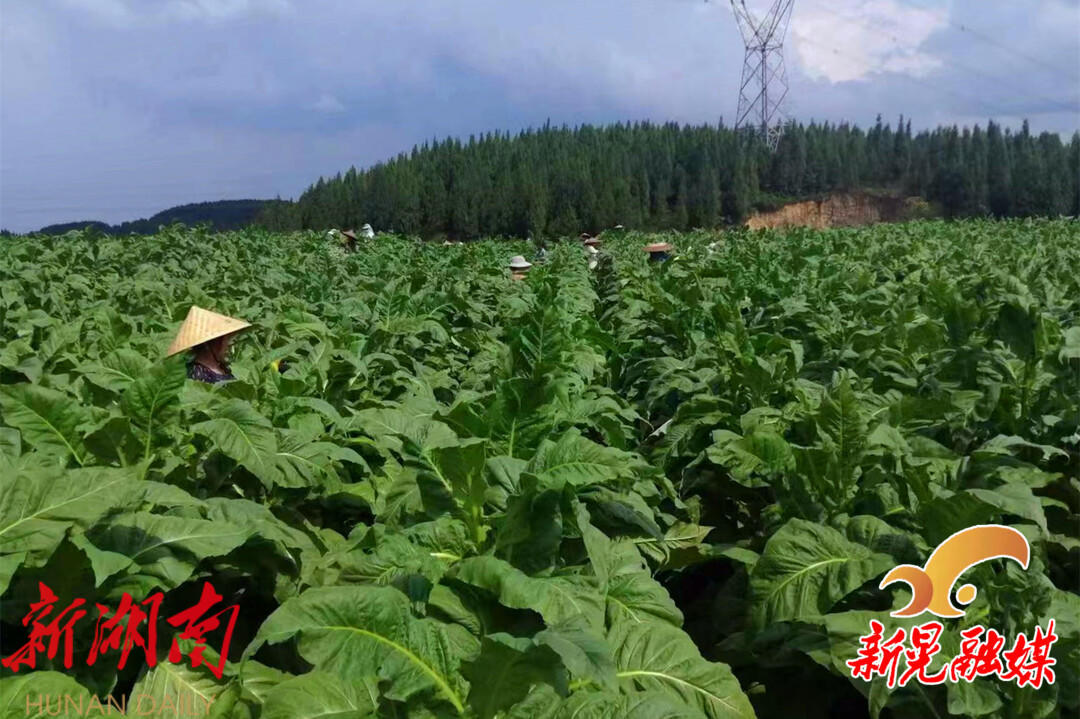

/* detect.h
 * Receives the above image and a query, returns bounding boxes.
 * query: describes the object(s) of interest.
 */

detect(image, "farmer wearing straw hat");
[338,229,358,251]
[509,255,532,281]
[582,234,602,270]
[165,306,251,384]
[643,242,674,263]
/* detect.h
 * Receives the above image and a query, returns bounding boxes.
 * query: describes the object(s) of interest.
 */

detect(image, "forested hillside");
[28,199,272,236]
[258,118,1080,238]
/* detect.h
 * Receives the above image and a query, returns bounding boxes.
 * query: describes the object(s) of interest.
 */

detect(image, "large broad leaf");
[129,658,232,719]
[554,690,701,719]
[454,555,606,630]
[633,522,714,570]
[749,519,893,627]
[610,619,754,719]
[0,466,145,568]
[706,429,794,486]
[575,503,682,626]
[819,610,931,718]
[79,512,251,593]
[193,400,345,490]
[526,430,635,487]
[0,671,95,719]
[192,399,282,488]
[349,408,459,454]
[79,349,151,393]
[0,384,89,465]
[203,498,317,556]
[121,359,186,453]
[495,475,565,574]
[533,617,617,690]
[0,427,21,471]
[259,673,379,719]
[462,633,565,719]
[248,585,472,714]
[967,483,1048,535]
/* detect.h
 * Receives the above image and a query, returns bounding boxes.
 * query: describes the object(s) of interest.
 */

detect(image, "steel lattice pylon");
[729,0,795,151]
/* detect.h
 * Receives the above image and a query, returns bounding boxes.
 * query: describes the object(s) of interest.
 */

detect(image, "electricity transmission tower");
[729,0,795,150]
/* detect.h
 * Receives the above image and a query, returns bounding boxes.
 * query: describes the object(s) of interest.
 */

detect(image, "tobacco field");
[0,220,1077,718]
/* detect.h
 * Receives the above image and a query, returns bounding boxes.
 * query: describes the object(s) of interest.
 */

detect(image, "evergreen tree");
[261,118,1077,236]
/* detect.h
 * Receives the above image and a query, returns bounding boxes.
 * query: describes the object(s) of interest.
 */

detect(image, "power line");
[806,3,1079,116]
[789,30,1036,120]
[886,0,1079,83]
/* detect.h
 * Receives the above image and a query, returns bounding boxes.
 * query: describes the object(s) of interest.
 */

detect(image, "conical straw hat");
[165,306,251,358]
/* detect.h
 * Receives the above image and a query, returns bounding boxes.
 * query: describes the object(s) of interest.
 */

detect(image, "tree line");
[257,117,1080,239]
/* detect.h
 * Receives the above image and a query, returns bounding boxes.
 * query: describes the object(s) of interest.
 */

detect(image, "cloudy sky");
[2,0,1077,232]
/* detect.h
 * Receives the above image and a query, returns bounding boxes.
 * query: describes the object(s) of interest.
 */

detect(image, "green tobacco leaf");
[259,673,379,719]
[81,512,250,593]
[534,617,616,690]
[632,522,713,570]
[129,659,231,719]
[350,408,459,454]
[610,619,754,719]
[555,690,700,719]
[0,384,89,465]
[750,519,894,627]
[0,427,21,470]
[455,555,606,630]
[462,633,564,719]
[80,349,152,393]
[813,371,868,488]
[967,484,1048,535]
[527,430,633,487]
[495,479,564,574]
[121,360,186,450]
[0,551,26,595]
[192,399,282,487]
[706,429,793,485]
[0,671,95,719]
[0,466,145,568]
[248,585,472,714]
[575,502,682,626]
[919,492,998,546]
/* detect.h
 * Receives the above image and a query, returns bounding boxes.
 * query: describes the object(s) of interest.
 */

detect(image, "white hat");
[509,255,533,270]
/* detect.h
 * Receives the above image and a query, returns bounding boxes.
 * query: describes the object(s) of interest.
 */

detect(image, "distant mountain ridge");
[31,199,271,235]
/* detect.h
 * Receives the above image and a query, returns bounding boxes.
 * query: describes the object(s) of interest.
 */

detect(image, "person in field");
[509,255,532,281]
[165,306,251,384]
[360,223,375,239]
[533,238,548,263]
[583,234,601,270]
[644,242,674,263]
[338,229,358,251]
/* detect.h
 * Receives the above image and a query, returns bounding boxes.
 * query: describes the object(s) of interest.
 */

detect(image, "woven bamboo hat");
[509,255,533,270]
[165,306,251,358]
[341,229,358,240]
[583,236,601,246]
[643,242,674,253]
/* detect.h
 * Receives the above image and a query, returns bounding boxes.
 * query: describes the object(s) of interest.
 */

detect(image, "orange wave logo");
[879,525,1030,618]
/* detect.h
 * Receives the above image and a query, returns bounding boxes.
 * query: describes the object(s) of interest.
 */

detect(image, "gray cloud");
[2,0,1077,231]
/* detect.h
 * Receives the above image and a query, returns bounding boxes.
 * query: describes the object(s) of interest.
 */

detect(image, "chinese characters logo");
[1,581,239,679]
[848,524,1057,689]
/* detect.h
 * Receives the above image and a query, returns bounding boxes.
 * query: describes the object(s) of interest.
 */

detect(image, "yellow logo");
[879,525,1030,618]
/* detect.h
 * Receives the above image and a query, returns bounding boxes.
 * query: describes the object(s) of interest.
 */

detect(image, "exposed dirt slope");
[746,192,931,230]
